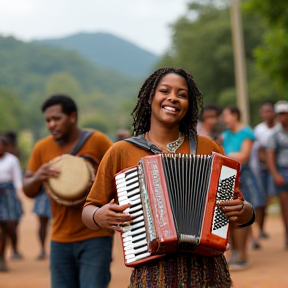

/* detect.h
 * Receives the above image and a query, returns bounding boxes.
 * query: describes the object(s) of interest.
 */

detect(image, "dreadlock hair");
[132,68,203,138]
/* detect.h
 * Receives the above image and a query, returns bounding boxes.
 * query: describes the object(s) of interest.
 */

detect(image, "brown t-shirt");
[27,130,113,242]
[85,135,224,208]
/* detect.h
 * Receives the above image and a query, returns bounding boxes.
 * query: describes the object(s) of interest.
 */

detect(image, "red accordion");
[115,152,241,267]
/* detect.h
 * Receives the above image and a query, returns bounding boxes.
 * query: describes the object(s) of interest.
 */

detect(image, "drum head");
[48,154,93,202]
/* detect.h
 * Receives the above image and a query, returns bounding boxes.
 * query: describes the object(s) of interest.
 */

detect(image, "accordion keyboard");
[211,165,237,238]
[115,167,151,264]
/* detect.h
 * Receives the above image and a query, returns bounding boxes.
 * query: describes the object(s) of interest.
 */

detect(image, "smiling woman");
[82,68,255,288]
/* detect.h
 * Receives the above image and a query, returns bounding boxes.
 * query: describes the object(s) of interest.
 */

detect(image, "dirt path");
[0,196,287,288]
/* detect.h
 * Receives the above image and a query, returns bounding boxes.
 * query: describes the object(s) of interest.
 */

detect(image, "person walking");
[266,100,288,250]
[3,131,24,260]
[0,135,23,271]
[249,101,280,247]
[82,68,255,288]
[221,105,263,270]
[22,95,113,288]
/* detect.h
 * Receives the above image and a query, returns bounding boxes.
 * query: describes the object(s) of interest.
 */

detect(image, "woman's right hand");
[94,199,133,232]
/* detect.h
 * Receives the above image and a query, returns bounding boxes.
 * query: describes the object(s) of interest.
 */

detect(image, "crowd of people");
[0,67,287,288]
[197,100,288,272]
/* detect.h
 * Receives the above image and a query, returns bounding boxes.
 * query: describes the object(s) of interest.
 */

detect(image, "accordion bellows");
[115,152,241,267]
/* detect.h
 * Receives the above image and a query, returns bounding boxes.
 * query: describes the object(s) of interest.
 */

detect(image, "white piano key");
[119,198,141,207]
[122,233,146,243]
[123,236,147,248]
[122,226,146,237]
[124,239,148,251]
[116,182,139,192]
[116,170,138,182]
[118,193,140,203]
[125,252,151,263]
[124,177,138,186]
[115,169,137,181]
[115,173,125,181]
[125,245,148,256]
[131,214,144,223]
[122,221,145,233]
[125,170,138,180]
[117,188,140,198]
[116,177,138,188]
[125,204,143,213]
[118,197,142,207]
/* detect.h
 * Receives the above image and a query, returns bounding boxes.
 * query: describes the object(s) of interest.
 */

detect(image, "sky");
[0,0,191,55]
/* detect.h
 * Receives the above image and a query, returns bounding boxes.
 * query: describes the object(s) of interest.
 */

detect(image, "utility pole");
[230,0,250,124]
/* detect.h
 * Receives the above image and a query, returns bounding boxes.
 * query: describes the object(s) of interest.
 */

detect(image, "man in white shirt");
[250,101,280,246]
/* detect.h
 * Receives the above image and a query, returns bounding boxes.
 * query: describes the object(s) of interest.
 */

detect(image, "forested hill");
[33,32,159,79]
[0,35,141,100]
[0,35,145,138]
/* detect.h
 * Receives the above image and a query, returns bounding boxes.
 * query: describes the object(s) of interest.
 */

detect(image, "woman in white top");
[0,135,23,272]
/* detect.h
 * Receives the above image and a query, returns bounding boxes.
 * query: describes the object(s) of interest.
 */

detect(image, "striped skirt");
[129,253,232,288]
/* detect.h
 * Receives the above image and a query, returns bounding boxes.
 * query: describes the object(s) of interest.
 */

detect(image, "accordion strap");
[125,134,197,155]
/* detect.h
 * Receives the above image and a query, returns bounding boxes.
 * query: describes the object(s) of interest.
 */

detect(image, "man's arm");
[23,169,43,198]
[23,163,59,198]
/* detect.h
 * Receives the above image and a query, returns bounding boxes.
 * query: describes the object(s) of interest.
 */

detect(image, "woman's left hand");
[217,199,253,226]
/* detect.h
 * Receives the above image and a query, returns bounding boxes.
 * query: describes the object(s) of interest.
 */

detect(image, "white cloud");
[0,0,189,54]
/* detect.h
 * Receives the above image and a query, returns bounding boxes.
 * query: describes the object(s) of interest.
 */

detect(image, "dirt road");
[0,196,287,288]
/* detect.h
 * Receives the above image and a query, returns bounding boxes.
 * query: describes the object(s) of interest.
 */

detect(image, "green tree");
[156,1,279,125]
[0,87,25,132]
[244,0,288,96]
[45,73,82,97]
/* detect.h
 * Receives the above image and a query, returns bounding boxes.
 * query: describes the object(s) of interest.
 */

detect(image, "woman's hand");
[94,199,134,232]
[217,199,253,227]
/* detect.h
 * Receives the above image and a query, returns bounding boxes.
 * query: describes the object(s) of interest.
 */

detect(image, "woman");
[221,106,263,271]
[3,131,24,260]
[0,135,23,271]
[266,100,288,250]
[82,68,255,288]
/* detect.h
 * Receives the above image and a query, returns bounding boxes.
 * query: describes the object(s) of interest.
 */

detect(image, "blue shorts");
[33,187,51,218]
[252,167,277,198]
[50,236,113,288]
[259,168,278,197]
[276,167,288,194]
[240,164,266,208]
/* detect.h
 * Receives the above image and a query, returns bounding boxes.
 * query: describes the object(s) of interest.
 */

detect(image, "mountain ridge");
[32,32,159,79]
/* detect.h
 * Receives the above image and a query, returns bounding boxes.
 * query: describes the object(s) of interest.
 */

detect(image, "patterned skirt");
[129,253,232,288]
[33,187,52,218]
[0,182,23,221]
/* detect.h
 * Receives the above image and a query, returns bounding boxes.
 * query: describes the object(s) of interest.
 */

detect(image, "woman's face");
[222,108,237,130]
[150,73,189,129]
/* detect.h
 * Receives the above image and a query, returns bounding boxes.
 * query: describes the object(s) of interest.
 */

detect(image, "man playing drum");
[23,95,113,288]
